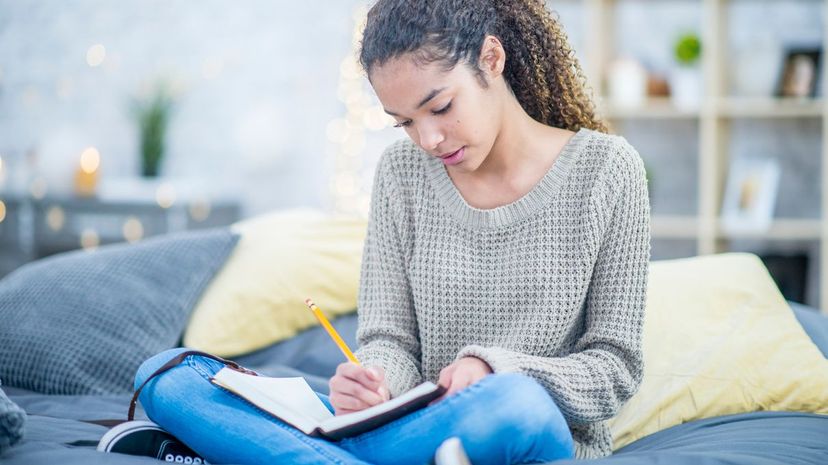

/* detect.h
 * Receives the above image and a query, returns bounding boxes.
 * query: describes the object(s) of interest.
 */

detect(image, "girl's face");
[369,53,503,172]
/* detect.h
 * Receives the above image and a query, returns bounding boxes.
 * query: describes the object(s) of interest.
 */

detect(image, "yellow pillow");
[609,253,828,450]
[183,208,367,357]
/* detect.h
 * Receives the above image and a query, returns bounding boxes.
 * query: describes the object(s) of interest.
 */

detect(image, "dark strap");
[128,349,258,421]
[43,350,259,435]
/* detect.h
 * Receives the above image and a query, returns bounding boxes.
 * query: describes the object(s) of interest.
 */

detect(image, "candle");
[75,147,100,197]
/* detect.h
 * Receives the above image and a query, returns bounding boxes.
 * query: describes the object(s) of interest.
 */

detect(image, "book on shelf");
[210,367,446,440]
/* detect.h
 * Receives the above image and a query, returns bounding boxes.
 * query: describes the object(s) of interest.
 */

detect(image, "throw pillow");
[183,208,366,357]
[608,253,828,450]
[790,301,828,357]
[0,228,239,394]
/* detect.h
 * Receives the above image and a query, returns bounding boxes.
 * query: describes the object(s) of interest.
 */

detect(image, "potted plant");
[133,83,174,177]
[670,32,703,110]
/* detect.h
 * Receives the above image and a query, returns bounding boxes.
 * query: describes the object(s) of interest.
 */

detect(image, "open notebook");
[210,367,446,440]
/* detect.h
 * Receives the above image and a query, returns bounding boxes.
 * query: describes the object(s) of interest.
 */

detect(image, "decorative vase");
[670,66,703,110]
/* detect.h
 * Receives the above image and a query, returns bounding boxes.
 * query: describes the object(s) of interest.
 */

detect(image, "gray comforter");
[4,311,828,465]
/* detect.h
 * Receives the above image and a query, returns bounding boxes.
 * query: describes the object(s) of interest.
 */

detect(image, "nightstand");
[0,192,241,278]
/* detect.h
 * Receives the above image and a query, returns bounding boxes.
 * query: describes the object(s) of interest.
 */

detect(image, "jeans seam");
[181,356,351,465]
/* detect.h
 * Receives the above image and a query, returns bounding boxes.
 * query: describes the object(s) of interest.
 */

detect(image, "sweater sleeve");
[353,150,424,398]
[456,139,651,425]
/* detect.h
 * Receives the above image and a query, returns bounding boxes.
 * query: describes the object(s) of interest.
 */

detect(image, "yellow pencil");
[304,298,361,366]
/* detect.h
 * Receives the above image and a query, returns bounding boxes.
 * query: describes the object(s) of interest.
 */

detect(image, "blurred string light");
[327,4,394,219]
[56,77,74,100]
[46,206,65,232]
[22,86,39,108]
[155,182,176,209]
[86,44,106,67]
[189,197,212,222]
[122,216,144,243]
[201,56,224,80]
[80,228,99,250]
[30,176,48,199]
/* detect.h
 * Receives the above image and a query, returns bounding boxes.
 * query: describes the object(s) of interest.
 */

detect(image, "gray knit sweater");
[354,127,650,459]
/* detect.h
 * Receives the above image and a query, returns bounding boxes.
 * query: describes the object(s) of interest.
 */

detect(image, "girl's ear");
[478,35,506,78]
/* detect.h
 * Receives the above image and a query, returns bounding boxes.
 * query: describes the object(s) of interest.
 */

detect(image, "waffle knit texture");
[354,128,651,459]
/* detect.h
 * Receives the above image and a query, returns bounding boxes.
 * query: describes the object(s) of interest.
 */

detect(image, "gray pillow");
[0,227,239,395]
[0,379,25,455]
[790,302,828,358]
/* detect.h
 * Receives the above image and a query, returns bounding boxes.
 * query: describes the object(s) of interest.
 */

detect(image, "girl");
[125,0,650,463]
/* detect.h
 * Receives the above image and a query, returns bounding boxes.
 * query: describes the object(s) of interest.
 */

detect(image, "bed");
[3,306,828,465]
[1,216,827,465]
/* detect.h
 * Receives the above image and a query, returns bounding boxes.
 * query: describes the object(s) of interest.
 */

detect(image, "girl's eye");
[432,102,452,115]
[392,102,451,129]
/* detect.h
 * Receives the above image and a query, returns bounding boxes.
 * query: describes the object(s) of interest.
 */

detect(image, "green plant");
[133,84,174,177]
[674,32,702,66]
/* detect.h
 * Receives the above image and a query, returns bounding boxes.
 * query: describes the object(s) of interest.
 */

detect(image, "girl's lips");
[440,146,465,165]
[440,148,462,158]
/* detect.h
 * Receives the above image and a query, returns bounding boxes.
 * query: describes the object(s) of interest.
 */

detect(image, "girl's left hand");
[433,356,493,403]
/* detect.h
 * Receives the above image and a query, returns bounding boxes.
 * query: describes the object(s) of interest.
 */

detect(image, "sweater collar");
[424,127,590,230]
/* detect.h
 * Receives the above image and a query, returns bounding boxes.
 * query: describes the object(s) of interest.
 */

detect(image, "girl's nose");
[417,123,445,152]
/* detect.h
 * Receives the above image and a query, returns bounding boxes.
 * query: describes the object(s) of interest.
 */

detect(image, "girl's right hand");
[328,362,390,415]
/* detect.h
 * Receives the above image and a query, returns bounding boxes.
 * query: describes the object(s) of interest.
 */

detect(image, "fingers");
[437,364,455,390]
[336,362,383,391]
[329,391,377,414]
[329,374,385,406]
[329,362,391,415]
[431,365,456,405]
[366,366,391,401]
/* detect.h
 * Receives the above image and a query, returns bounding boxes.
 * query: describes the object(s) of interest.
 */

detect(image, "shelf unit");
[579,0,828,313]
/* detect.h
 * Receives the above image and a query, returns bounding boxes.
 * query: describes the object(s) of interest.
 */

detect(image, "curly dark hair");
[358,0,608,134]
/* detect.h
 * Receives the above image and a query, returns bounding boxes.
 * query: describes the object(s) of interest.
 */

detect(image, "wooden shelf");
[584,0,828,312]
[601,97,700,120]
[716,97,824,118]
[601,97,824,120]
[651,215,700,239]
[651,216,823,240]
[716,219,823,240]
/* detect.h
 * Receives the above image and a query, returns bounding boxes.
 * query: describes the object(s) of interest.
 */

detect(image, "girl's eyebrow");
[384,86,448,116]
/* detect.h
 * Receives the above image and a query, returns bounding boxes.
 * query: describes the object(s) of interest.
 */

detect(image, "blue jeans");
[135,348,575,465]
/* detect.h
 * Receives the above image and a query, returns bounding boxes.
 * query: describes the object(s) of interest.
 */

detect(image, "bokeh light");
[80,147,101,173]
[189,198,212,222]
[30,177,48,199]
[155,183,176,209]
[86,44,106,67]
[80,229,100,250]
[46,206,65,231]
[123,216,144,243]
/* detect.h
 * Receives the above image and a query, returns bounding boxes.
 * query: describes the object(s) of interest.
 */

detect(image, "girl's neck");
[472,97,561,183]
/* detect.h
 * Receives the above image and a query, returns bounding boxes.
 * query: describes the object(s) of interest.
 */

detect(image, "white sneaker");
[434,437,472,465]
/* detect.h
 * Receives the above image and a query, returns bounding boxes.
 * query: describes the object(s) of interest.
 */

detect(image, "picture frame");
[720,157,781,235]
[775,46,822,98]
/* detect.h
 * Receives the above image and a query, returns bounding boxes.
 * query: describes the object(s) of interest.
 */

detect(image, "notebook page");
[318,382,439,432]
[211,368,333,433]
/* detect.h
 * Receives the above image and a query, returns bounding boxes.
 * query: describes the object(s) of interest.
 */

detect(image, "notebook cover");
[316,383,447,440]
